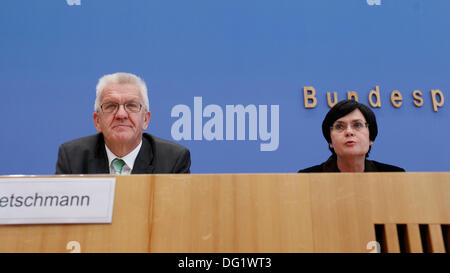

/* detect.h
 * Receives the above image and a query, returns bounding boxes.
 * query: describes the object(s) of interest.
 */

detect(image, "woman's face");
[329,109,373,160]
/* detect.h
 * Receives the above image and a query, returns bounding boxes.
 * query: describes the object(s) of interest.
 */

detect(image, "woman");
[298,99,404,172]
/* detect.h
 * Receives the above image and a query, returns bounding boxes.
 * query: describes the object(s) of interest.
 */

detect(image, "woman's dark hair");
[322,99,378,158]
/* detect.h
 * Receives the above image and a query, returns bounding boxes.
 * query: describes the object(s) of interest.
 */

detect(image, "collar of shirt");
[105,141,142,175]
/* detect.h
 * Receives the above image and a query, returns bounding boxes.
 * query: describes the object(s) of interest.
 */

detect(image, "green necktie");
[112,158,126,174]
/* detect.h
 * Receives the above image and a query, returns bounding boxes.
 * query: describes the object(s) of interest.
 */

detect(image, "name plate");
[0,177,116,225]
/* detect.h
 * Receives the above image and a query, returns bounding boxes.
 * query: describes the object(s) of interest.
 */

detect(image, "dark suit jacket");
[298,156,405,173]
[56,133,191,174]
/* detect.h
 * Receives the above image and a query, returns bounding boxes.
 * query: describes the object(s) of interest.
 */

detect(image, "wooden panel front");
[147,174,313,252]
[0,173,449,252]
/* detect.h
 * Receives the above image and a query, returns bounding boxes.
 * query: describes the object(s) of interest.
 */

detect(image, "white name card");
[0,177,116,225]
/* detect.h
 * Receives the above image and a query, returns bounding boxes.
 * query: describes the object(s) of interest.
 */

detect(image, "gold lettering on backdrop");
[347,91,358,101]
[301,86,445,112]
[412,90,423,107]
[327,92,338,107]
[368,86,381,108]
[431,89,444,112]
[390,90,403,108]
[303,87,317,108]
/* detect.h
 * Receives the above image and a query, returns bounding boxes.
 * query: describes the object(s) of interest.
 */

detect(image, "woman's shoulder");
[298,159,405,173]
[298,156,339,173]
[298,164,325,173]
[370,160,405,172]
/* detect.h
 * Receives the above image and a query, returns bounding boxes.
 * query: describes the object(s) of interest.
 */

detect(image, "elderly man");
[56,72,191,174]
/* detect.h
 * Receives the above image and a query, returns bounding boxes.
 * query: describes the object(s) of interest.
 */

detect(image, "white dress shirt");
[105,141,142,175]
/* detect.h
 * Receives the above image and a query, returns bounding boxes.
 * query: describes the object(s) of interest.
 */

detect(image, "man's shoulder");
[59,134,104,157]
[371,160,405,172]
[59,134,102,152]
[143,133,189,153]
[138,133,191,173]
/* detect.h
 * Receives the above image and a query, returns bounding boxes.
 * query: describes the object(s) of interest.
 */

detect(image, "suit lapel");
[131,134,155,174]
[93,133,110,174]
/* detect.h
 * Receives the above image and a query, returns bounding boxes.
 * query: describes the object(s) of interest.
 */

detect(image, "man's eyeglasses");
[100,102,143,114]
[330,121,368,133]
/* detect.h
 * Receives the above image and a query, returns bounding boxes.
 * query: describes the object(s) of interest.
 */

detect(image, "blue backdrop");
[1,0,449,174]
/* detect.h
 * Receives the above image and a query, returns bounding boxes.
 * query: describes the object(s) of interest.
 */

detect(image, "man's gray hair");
[94,72,150,112]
